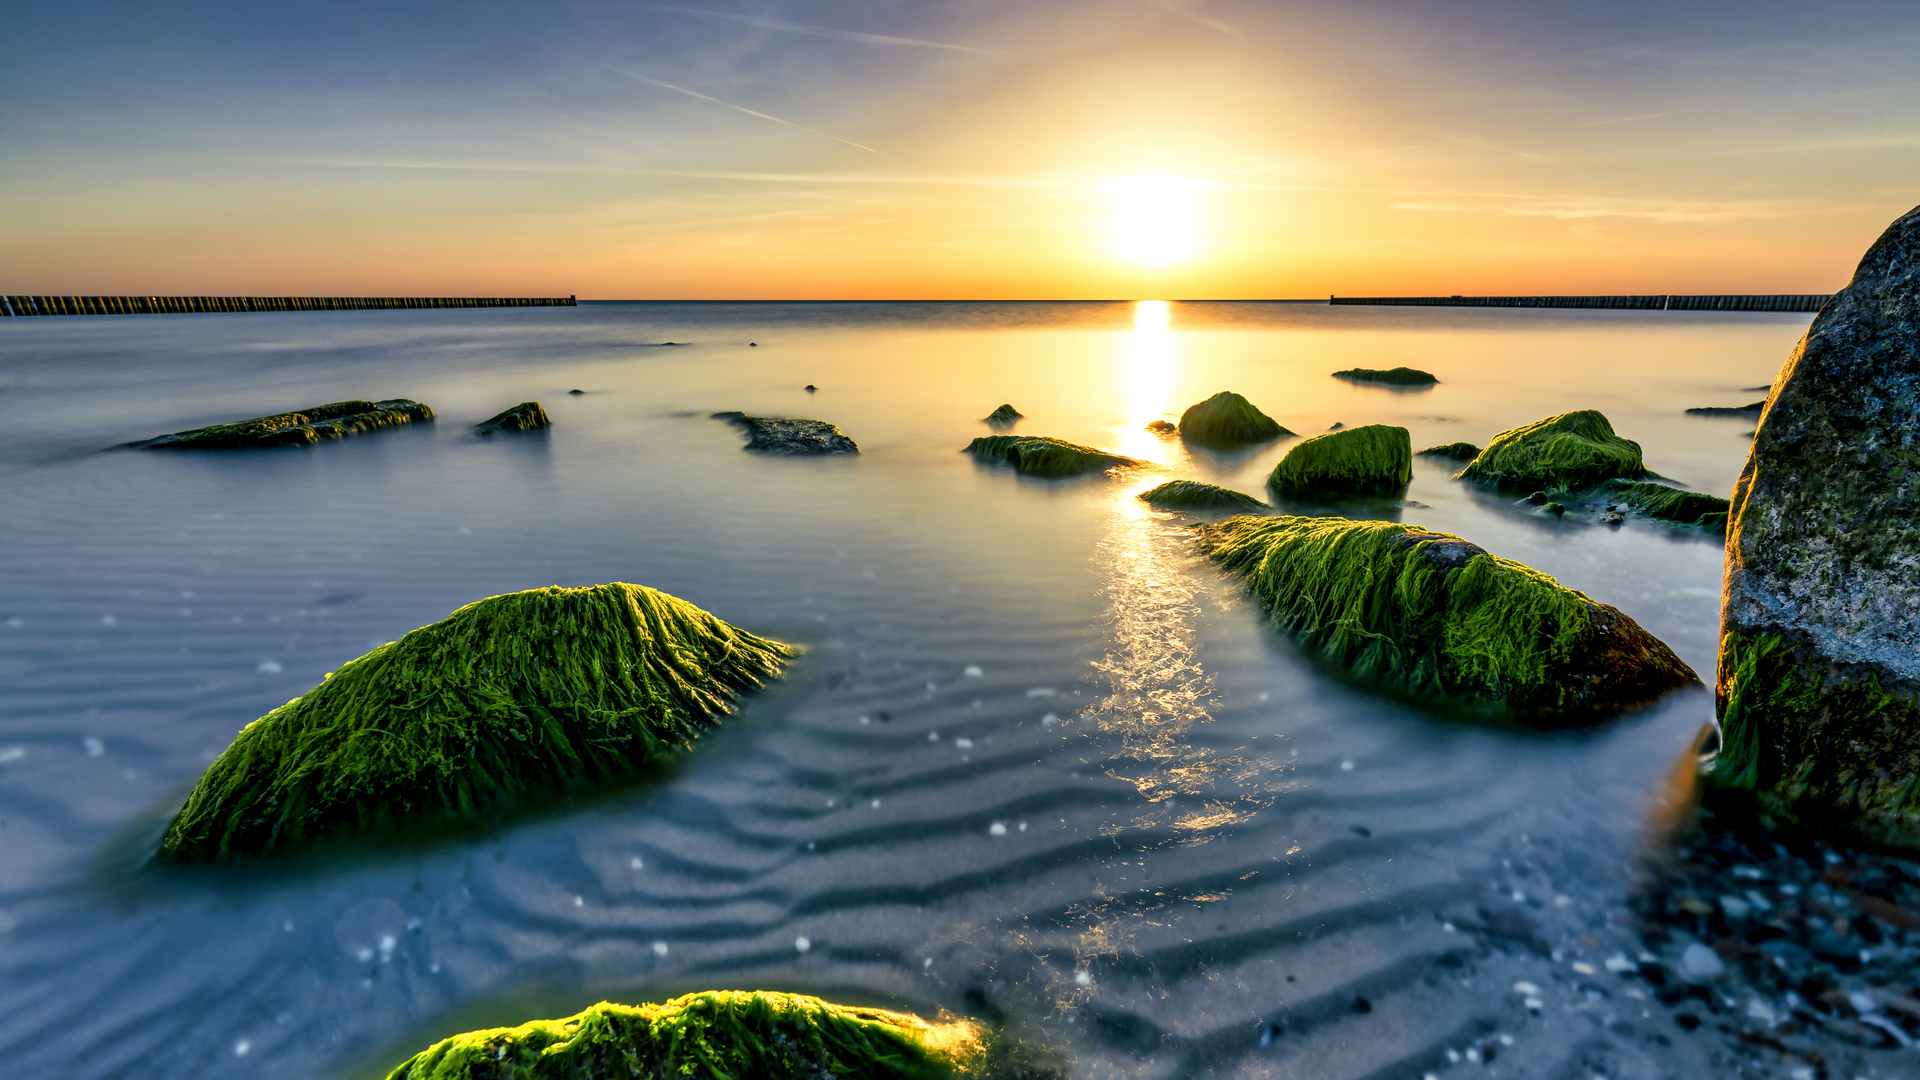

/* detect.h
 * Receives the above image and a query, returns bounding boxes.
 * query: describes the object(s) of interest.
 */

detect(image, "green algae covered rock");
[384,991,986,1080]
[965,434,1146,478]
[1177,391,1290,447]
[1267,424,1412,496]
[1456,410,1645,490]
[158,584,792,861]
[133,398,433,449]
[1599,479,1729,530]
[1138,480,1265,511]
[1332,366,1438,387]
[1418,441,1481,461]
[1200,515,1697,723]
[1712,204,1920,848]
[474,401,551,435]
[984,404,1023,426]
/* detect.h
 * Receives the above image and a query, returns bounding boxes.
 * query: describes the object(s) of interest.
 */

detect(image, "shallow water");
[0,301,1809,1078]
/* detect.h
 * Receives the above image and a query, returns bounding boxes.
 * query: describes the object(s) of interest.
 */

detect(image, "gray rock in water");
[1680,942,1725,982]
[474,401,550,435]
[1712,204,1920,848]
[712,411,858,455]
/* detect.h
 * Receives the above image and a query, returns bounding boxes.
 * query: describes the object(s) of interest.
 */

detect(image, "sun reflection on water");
[1115,300,1179,462]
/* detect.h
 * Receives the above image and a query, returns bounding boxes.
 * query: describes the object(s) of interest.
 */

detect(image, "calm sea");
[0,301,1805,1078]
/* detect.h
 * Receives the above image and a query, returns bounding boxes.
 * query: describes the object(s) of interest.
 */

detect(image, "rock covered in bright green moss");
[132,399,434,449]
[1599,479,1728,530]
[474,401,551,435]
[1418,441,1481,461]
[1200,515,1697,723]
[1138,480,1265,511]
[1456,410,1645,490]
[1332,367,1438,387]
[965,434,1145,478]
[1267,424,1412,496]
[1712,204,1920,848]
[158,584,792,861]
[384,991,986,1080]
[984,404,1022,426]
[1177,391,1290,447]
[713,411,859,454]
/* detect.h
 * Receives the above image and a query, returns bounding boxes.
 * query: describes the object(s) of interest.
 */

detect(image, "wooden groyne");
[0,295,576,317]
[1328,294,1830,312]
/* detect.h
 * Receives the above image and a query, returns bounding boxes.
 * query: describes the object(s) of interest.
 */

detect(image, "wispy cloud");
[588,60,887,156]
[650,6,998,53]
[1586,110,1686,126]
[1390,196,1857,224]
[1133,0,1239,36]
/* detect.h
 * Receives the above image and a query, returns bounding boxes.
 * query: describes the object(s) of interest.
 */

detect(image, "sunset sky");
[3,1,1918,299]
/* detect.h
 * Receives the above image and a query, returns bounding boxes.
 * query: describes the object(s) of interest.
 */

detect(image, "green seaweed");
[1177,391,1290,447]
[1418,442,1481,461]
[984,404,1022,425]
[384,991,986,1080]
[475,401,551,434]
[1456,410,1645,490]
[1709,629,1920,848]
[1138,480,1265,511]
[158,583,792,861]
[1267,424,1412,496]
[135,399,434,449]
[1331,367,1437,386]
[1199,515,1696,722]
[1599,479,1729,530]
[964,435,1146,478]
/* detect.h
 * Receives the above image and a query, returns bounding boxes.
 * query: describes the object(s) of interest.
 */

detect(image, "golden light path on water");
[1112,300,1179,463]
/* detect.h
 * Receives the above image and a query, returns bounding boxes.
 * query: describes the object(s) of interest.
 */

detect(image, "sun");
[1108,177,1204,266]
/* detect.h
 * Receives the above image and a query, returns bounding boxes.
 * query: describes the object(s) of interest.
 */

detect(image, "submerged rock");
[383,991,985,1080]
[1199,515,1697,723]
[1268,424,1412,496]
[1177,391,1290,447]
[157,583,792,861]
[712,411,859,454]
[1418,441,1481,461]
[1599,479,1729,530]
[1332,366,1438,387]
[1457,410,1646,490]
[965,434,1146,478]
[1138,480,1265,511]
[984,404,1023,426]
[1144,420,1178,435]
[473,401,551,435]
[1686,401,1767,417]
[1712,204,1920,848]
[132,399,433,449]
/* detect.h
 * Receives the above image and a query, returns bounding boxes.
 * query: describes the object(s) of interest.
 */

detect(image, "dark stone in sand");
[1332,366,1438,387]
[1178,391,1290,447]
[1418,441,1481,461]
[712,412,859,455]
[1686,401,1767,416]
[985,404,1023,426]
[1713,204,1920,848]
[474,401,551,435]
[132,399,434,449]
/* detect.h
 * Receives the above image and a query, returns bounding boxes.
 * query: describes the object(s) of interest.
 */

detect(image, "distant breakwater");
[1329,294,1830,312]
[0,295,576,317]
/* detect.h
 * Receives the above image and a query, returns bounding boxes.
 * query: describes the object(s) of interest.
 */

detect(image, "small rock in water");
[1680,942,1725,981]
[804,385,817,392]
[1327,422,1344,430]
[473,401,552,435]
[711,411,858,454]
[1526,491,1548,505]
[1145,420,1178,434]
[1543,502,1566,515]
[568,389,585,395]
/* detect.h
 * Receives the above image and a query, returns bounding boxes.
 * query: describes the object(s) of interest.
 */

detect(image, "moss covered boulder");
[965,434,1145,478]
[1177,391,1290,447]
[1418,441,1481,461]
[1599,479,1728,530]
[1138,480,1265,511]
[1332,366,1437,387]
[1200,515,1696,723]
[133,399,433,449]
[384,992,985,1080]
[1267,424,1412,496]
[713,411,858,454]
[475,401,551,435]
[984,404,1022,426]
[1456,410,1645,490]
[158,584,792,861]
[1712,204,1920,848]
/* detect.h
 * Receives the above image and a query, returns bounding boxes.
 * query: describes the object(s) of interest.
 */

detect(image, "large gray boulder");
[1712,204,1920,848]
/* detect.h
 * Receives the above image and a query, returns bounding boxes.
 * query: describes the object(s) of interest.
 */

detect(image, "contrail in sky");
[588,60,887,156]
[651,6,997,53]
